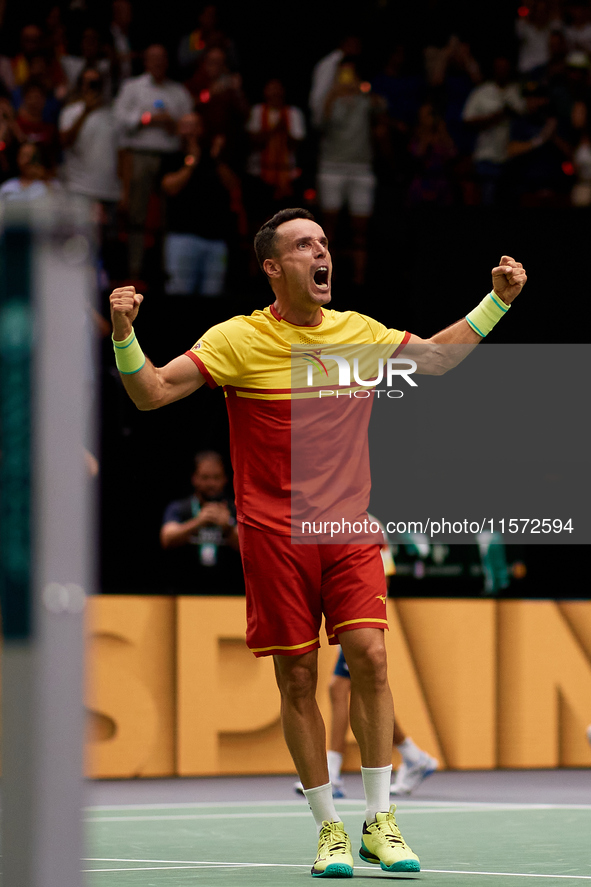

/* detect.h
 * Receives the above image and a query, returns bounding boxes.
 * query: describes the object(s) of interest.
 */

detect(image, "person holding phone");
[316,57,387,289]
[58,67,121,206]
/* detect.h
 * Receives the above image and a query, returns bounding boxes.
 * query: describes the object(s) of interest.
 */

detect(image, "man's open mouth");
[313,266,329,288]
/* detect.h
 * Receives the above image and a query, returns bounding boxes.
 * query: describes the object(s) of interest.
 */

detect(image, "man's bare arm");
[403,256,527,373]
[110,286,205,410]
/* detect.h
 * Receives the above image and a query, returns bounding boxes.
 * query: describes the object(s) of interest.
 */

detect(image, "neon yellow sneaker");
[311,820,354,878]
[359,805,420,872]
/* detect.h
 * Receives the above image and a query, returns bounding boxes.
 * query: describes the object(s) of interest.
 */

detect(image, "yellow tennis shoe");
[359,805,420,872]
[311,820,354,878]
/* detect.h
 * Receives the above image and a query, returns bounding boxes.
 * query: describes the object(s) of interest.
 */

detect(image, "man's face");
[178,112,203,140]
[21,25,42,56]
[264,79,284,107]
[18,143,42,176]
[192,459,227,501]
[203,48,226,80]
[22,86,45,116]
[145,45,168,80]
[266,218,332,309]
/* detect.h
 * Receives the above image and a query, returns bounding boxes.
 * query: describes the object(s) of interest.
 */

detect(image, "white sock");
[327,749,343,783]
[396,737,422,765]
[361,765,392,824]
[303,782,339,831]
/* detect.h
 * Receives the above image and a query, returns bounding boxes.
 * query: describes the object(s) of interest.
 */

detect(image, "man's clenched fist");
[110,286,144,340]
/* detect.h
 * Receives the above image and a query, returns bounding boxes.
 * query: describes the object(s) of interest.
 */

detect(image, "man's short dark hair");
[194,450,225,472]
[254,207,316,271]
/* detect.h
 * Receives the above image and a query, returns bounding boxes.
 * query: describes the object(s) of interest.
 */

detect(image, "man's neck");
[272,298,323,327]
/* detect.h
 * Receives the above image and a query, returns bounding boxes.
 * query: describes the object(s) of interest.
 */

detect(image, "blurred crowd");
[2,0,591,294]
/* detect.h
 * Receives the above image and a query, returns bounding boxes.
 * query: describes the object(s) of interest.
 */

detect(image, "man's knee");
[340,631,389,687]
[274,653,318,702]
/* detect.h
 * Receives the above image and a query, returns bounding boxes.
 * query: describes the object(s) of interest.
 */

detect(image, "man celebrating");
[110,208,526,878]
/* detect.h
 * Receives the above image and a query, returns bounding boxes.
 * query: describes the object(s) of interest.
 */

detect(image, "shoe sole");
[311,862,354,878]
[359,845,420,872]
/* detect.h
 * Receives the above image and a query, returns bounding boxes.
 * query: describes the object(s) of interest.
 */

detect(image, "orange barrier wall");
[82,597,591,778]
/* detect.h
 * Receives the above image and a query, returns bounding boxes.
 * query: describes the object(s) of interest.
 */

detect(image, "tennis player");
[110,207,526,878]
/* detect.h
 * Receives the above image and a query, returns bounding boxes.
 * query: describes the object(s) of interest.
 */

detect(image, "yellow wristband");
[112,328,145,374]
[465,291,510,338]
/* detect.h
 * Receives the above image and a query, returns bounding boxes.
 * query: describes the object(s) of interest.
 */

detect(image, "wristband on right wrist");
[465,291,510,338]
[112,327,145,374]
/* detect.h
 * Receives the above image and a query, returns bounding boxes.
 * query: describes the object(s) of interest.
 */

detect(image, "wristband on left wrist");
[465,291,510,338]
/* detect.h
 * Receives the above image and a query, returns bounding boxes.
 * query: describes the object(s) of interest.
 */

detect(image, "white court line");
[85,805,591,823]
[85,811,313,822]
[81,859,591,879]
[421,872,591,881]
[86,799,591,813]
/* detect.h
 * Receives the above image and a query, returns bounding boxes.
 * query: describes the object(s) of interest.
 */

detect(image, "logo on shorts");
[376,594,387,604]
[194,342,202,350]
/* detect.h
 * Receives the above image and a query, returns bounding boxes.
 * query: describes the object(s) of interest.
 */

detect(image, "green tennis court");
[83,774,591,886]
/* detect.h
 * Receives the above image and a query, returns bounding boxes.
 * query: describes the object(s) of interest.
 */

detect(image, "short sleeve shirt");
[185,305,409,534]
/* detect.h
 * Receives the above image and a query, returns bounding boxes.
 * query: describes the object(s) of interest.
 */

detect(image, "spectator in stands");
[44,4,68,63]
[58,67,121,247]
[407,100,457,205]
[549,50,591,148]
[571,128,591,203]
[515,0,564,76]
[15,80,60,168]
[423,36,482,202]
[184,45,249,170]
[0,24,44,93]
[160,111,238,296]
[369,45,422,207]
[316,55,386,288]
[0,140,59,201]
[61,26,113,101]
[245,78,306,222]
[177,4,237,78]
[462,55,525,205]
[529,28,570,86]
[113,43,193,282]
[0,97,24,183]
[309,32,363,130]
[160,450,244,595]
[506,80,573,206]
[372,44,424,135]
[109,0,137,93]
[564,0,591,54]
[11,53,67,124]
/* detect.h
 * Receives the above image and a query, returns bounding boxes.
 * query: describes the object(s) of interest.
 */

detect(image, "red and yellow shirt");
[185,304,409,535]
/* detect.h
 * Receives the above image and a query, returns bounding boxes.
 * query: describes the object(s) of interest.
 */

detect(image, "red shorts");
[238,523,388,657]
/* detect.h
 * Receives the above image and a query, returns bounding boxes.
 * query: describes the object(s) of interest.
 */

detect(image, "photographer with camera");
[58,67,121,205]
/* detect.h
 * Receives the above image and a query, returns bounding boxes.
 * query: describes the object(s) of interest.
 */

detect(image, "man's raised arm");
[403,256,527,373]
[110,286,205,410]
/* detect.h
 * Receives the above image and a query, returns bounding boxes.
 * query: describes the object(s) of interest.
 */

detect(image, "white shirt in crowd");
[515,16,564,73]
[113,72,193,152]
[462,81,525,165]
[308,49,344,128]
[0,179,58,201]
[58,101,121,202]
[564,21,591,54]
